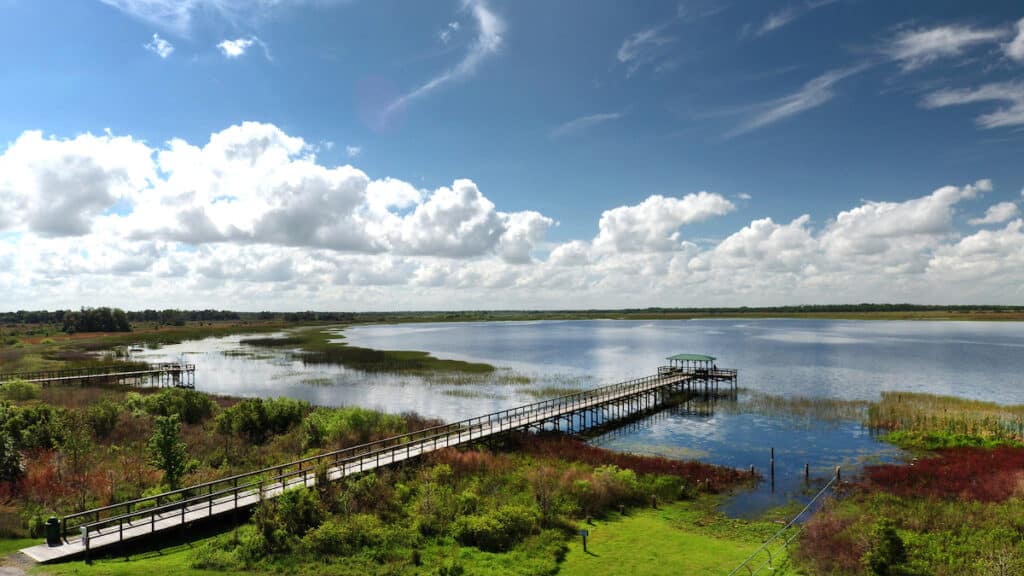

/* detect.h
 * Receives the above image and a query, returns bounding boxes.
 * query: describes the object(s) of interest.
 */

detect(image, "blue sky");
[0,0,1023,309]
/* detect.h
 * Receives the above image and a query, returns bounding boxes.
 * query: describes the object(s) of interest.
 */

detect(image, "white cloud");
[594,192,735,253]
[886,25,1007,70]
[922,82,1024,128]
[143,33,174,58]
[439,20,461,44]
[217,37,255,58]
[737,193,752,200]
[751,0,836,37]
[345,145,362,158]
[969,202,1020,225]
[4,123,1023,308]
[386,0,504,115]
[549,112,623,138]
[0,130,154,237]
[617,25,674,77]
[1007,18,1024,62]
[98,0,342,36]
[729,67,862,136]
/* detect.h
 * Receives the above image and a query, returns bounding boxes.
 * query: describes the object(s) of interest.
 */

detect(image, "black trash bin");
[45,517,61,547]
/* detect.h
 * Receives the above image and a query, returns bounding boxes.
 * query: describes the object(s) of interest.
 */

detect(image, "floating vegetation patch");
[239,336,305,348]
[441,388,505,400]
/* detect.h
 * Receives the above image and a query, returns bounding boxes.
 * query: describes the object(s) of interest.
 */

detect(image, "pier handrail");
[726,471,840,576]
[0,363,194,383]
[62,366,710,539]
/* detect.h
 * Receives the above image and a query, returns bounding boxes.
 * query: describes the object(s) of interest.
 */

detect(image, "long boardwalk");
[0,363,196,388]
[22,362,736,563]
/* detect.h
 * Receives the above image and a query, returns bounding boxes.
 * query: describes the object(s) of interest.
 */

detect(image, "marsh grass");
[715,390,871,423]
[868,392,1024,449]
[241,328,497,375]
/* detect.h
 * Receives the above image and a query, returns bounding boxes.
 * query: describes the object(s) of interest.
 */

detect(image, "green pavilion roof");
[666,354,716,362]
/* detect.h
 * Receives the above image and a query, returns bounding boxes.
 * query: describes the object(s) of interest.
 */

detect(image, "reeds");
[868,392,1024,446]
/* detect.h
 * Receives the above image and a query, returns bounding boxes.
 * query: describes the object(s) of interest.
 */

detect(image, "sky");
[1,0,1023,310]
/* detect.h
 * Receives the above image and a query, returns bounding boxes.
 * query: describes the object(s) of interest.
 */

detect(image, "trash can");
[45,517,61,547]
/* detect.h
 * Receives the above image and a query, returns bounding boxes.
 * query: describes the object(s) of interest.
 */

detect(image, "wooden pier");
[21,356,736,563]
[0,363,196,388]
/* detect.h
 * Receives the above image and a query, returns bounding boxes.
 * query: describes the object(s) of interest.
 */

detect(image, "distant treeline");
[0,308,242,331]
[3,304,1023,332]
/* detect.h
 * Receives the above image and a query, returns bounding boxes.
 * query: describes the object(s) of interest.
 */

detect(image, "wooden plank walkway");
[21,366,736,563]
[0,363,196,388]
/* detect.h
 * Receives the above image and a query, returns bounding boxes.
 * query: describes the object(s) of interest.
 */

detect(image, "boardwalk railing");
[727,470,841,576]
[0,363,194,385]
[61,367,722,549]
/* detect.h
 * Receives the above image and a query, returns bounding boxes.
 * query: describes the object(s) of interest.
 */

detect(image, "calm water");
[137,319,1024,515]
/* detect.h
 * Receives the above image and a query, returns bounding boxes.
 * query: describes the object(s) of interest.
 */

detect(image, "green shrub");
[863,519,910,575]
[276,487,324,537]
[0,379,40,402]
[452,504,541,552]
[133,388,216,424]
[0,402,65,451]
[302,514,388,557]
[86,399,122,438]
[0,432,23,482]
[302,406,405,449]
[217,397,308,443]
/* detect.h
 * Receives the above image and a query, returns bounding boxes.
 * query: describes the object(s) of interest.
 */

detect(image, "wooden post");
[805,463,810,483]
[835,465,841,482]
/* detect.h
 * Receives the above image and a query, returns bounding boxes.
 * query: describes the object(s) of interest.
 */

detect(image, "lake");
[135,319,1024,515]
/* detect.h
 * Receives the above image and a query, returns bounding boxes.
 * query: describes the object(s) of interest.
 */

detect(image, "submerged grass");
[721,389,871,424]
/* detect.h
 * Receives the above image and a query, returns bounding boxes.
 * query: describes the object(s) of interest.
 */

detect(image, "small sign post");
[579,528,589,552]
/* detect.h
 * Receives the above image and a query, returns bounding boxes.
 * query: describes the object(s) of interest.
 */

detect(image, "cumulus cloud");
[0,130,154,237]
[386,0,503,115]
[143,33,174,58]
[594,192,735,253]
[3,123,1023,308]
[217,37,269,59]
[969,202,1020,225]
[886,25,1007,70]
[922,82,1024,129]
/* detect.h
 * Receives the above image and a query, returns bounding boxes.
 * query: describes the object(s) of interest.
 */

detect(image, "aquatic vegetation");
[721,389,871,424]
[868,391,1024,449]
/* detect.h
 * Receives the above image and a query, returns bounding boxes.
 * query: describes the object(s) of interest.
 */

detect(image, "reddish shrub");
[795,509,865,575]
[508,433,745,488]
[864,447,1024,502]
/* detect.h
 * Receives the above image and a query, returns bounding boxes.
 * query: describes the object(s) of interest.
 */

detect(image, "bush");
[130,388,216,424]
[302,406,406,449]
[86,399,122,438]
[217,397,307,444]
[0,432,23,482]
[0,380,40,402]
[863,519,909,575]
[276,487,324,537]
[302,514,388,557]
[452,504,540,552]
[0,402,65,451]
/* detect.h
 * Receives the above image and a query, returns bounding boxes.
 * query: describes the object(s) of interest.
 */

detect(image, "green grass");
[0,537,37,556]
[35,536,250,576]
[559,501,797,576]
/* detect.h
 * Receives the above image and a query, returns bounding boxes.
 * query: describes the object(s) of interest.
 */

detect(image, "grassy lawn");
[559,503,796,576]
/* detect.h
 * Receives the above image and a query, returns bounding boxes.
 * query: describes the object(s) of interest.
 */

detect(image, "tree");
[58,412,96,508]
[0,431,22,483]
[146,414,193,489]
